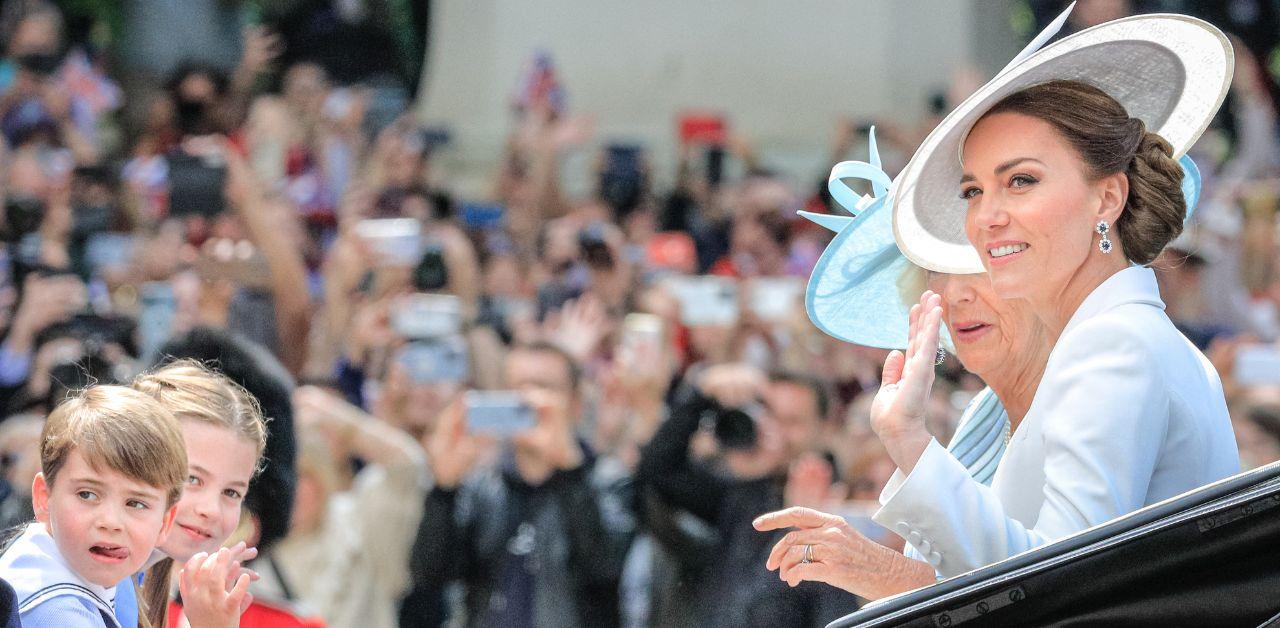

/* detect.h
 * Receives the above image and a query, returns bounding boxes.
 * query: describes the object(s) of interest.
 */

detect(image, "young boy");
[0,386,188,627]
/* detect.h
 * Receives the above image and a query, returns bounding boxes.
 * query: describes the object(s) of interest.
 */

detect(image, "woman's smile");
[986,241,1030,266]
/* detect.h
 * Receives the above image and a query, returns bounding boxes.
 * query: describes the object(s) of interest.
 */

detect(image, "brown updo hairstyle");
[980,79,1185,265]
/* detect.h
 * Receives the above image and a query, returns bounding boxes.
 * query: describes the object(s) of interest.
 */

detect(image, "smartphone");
[397,338,469,384]
[706,145,725,186]
[600,144,645,214]
[83,233,136,274]
[196,238,271,289]
[665,275,739,327]
[392,293,462,340]
[678,112,727,145]
[1235,344,1280,386]
[137,281,176,359]
[464,390,535,437]
[460,202,506,231]
[167,153,228,217]
[354,218,424,267]
[747,277,804,322]
[621,312,664,355]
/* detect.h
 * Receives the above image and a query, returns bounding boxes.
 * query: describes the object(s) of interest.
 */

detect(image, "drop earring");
[1096,220,1112,254]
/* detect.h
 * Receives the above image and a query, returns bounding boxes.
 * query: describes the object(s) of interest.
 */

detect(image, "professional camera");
[707,400,763,451]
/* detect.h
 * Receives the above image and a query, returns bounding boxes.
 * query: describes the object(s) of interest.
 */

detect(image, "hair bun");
[1121,127,1184,265]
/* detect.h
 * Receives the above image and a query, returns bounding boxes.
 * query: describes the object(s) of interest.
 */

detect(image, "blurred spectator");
[401,342,634,628]
[0,411,40,528]
[635,363,859,627]
[0,1,113,164]
[258,385,427,628]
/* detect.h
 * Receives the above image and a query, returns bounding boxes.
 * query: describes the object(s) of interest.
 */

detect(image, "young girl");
[117,359,269,628]
[0,385,188,627]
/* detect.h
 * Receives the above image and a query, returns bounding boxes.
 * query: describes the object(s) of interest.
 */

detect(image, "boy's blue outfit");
[113,572,140,628]
[0,523,121,627]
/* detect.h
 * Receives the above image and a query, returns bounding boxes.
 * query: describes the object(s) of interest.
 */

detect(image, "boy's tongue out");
[90,544,129,561]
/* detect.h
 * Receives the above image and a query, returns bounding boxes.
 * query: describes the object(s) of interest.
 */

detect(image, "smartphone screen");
[83,233,136,274]
[665,276,739,327]
[747,277,804,322]
[678,112,727,145]
[391,293,462,340]
[355,218,424,267]
[167,153,228,217]
[137,281,176,358]
[1235,344,1280,386]
[464,390,535,437]
[397,338,469,384]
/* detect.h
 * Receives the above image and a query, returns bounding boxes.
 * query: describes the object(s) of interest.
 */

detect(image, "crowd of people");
[0,1,1276,627]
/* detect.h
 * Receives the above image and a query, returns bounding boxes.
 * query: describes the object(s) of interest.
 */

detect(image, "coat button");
[927,552,942,566]
[918,540,932,554]
[908,531,922,546]
[896,521,910,535]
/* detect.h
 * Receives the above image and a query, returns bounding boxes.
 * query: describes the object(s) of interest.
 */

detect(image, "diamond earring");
[1096,220,1112,254]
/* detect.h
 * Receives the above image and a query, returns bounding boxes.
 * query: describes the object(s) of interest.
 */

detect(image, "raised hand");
[239,26,282,79]
[869,290,943,474]
[512,388,583,472]
[179,546,254,628]
[425,400,486,490]
[546,295,612,364]
[698,362,767,409]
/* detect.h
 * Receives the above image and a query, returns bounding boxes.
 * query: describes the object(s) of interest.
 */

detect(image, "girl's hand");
[869,291,944,474]
[179,547,254,628]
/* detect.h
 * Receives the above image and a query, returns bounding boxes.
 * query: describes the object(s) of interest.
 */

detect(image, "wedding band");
[801,544,813,564]
[934,348,946,366]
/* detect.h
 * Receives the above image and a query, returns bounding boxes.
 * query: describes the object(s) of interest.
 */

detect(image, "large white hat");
[892,5,1234,274]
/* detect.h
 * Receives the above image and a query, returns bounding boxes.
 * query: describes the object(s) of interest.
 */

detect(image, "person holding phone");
[400,341,634,628]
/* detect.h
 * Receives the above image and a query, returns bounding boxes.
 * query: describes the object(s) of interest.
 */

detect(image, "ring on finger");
[801,544,814,564]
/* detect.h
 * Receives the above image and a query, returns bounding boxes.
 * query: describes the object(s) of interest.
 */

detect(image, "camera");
[413,243,449,292]
[708,401,762,451]
[577,222,614,270]
[3,196,44,243]
[15,52,62,77]
[167,152,228,217]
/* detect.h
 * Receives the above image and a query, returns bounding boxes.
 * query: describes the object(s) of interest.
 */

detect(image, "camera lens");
[578,223,614,269]
[714,404,759,450]
[413,247,449,291]
[4,197,45,242]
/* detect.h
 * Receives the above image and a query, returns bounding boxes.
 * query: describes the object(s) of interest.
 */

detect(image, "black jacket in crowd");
[400,442,634,628]
[636,392,862,628]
